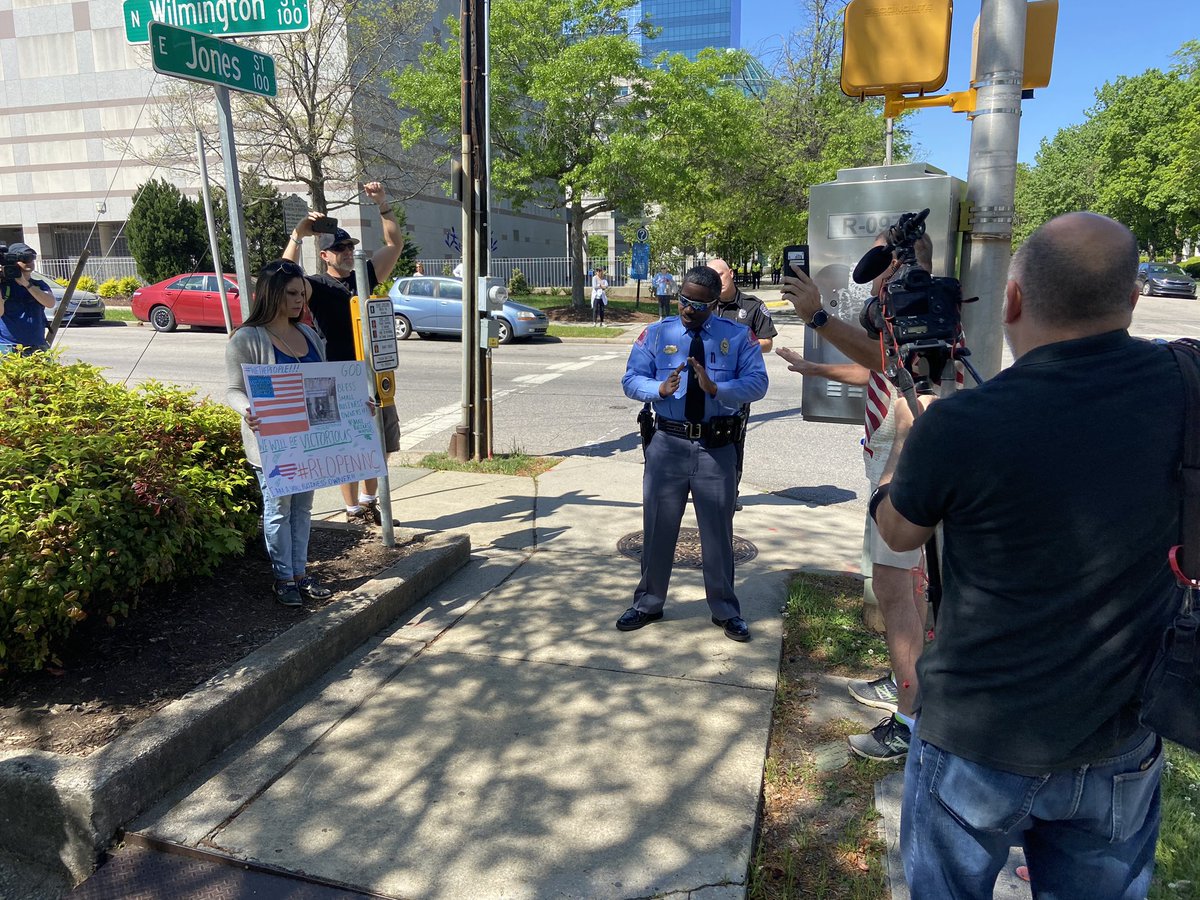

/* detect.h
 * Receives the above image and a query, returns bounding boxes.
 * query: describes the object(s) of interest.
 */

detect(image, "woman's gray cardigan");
[224,324,326,468]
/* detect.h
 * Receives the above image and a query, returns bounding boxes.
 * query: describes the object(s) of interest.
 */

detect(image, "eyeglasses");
[261,260,304,277]
[680,294,717,311]
[327,243,354,253]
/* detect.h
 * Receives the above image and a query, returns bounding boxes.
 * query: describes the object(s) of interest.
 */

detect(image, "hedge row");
[0,352,260,674]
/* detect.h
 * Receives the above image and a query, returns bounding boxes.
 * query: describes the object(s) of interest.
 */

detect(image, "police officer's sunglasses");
[679,293,717,311]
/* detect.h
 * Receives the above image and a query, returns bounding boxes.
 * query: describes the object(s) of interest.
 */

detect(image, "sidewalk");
[122,454,868,899]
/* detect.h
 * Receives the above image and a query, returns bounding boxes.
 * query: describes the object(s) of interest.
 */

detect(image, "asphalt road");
[51,294,1200,512]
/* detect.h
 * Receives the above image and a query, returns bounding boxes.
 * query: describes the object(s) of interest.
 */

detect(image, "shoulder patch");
[635,327,649,345]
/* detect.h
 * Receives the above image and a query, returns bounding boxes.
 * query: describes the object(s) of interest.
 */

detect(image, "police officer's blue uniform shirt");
[0,280,51,352]
[622,315,767,418]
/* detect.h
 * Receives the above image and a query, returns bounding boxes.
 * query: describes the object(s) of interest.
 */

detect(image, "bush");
[75,275,99,294]
[117,276,142,295]
[97,278,122,298]
[0,352,261,675]
[1182,257,1200,279]
[508,268,530,296]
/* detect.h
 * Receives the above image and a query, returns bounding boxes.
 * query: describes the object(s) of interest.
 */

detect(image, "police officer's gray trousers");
[633,431,740,621]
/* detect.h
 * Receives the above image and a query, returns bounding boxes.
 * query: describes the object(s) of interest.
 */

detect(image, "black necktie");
[685,329,706,424]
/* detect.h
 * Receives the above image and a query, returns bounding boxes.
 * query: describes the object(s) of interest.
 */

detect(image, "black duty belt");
[654,415,742,447]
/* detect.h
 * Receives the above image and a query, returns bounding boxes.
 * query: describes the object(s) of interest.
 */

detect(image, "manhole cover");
[617,528,758,568]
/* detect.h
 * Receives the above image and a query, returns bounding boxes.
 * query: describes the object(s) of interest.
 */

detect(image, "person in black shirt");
[707,258,777,511]
[282,181,404,525]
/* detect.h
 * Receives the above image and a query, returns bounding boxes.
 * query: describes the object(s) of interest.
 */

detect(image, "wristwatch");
[806,308,830,329]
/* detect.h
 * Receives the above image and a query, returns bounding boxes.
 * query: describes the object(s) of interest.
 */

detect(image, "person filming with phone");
[281,180,404,527]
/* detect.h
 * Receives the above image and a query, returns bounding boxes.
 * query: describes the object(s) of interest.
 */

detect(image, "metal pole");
[214,86,251,320]
[958,0,1026,381]
[454,0,475,461]
[197,130,233,335]
[884,117,894,166]
[354,250,395,548]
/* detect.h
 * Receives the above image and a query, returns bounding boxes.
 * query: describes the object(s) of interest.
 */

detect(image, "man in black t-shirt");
[873,212,1181,899]
[707,258,777,511]
[282,181,404,525]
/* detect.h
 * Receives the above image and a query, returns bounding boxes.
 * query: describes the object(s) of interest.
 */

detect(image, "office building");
[636,0,741,62]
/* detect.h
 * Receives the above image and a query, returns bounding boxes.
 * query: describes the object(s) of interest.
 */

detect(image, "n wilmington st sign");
[124,0,310,44]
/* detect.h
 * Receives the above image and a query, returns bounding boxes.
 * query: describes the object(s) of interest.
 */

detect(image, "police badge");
[720,338,730,355]
[664,345,678,354]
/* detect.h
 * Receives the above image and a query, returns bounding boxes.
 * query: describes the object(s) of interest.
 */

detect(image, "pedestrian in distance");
[617,265,768,642]
[224,259,334,608]
[706,257,777,512]
[281,180,404,527]
[0,242,54,355]
[591,267,608,325]
[652,266,675,320]
[874,212,1182,899]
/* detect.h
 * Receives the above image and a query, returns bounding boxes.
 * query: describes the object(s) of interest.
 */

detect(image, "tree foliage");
[1015,41,1200,255]
[211,174,289,274]
[126,179,206,283]
[389,0,758,305]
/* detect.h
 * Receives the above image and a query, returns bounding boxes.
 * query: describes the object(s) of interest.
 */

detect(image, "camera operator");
[0,243,54,355]
[777,231,935,763]
[874,212,1180,898]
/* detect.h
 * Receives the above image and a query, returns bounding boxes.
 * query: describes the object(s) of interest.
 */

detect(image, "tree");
[136,0,439,214]
[389,0,758,307]
[210,174,289,274]
[1013,123,1101,246]
[127,179,205,283]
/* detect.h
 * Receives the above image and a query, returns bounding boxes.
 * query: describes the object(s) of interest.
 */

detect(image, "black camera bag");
[1139,339,1200,751]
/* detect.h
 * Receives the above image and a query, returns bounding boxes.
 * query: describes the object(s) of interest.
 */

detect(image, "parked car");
[388,276,548,344]
[130,273,243,331]
[35,270,105,326]
[1136,262,1197,299]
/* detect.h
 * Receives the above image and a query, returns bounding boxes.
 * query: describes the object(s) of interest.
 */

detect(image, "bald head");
[707,257,735,301]
[1011,212,1138,327]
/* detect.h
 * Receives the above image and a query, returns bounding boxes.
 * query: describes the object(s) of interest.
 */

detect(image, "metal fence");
[416,257,637,289]
[39,257,140,283]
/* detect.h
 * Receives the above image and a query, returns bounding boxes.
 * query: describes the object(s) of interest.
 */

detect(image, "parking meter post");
[196,130,233,335]
[354,250,395,548]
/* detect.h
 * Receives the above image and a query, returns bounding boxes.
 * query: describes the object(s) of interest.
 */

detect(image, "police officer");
[617,266,768,642]
[707,258,777,511]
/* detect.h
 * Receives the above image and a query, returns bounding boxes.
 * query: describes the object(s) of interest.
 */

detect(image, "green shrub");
[55,278,69,288]
[117,276,142,295]
[1182,257,1200,279]
[97,279,122,298]
[508,268,530,296]
[75,275,99,293]
[0,352,261,675]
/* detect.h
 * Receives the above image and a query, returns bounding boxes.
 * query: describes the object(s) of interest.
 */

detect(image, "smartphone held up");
[781,244,809,279]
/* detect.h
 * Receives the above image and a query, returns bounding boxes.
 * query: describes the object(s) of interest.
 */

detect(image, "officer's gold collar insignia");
[664,344,678,354]
[720,338,730,354]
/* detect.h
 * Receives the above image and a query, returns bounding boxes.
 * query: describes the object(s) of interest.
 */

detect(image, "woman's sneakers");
[271,576,332,606]
[271,580,303,607]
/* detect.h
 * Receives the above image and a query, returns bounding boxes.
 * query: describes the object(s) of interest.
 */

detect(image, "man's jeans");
[901,720,1162,900]
[255,468,314,583]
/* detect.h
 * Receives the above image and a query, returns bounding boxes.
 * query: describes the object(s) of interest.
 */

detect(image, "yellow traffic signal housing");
[971,0,1058,90]
[841,0,954,98]
[350,294,397,408]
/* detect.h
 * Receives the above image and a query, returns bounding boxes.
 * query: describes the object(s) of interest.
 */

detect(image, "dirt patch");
[542,304,659,324]
[0,526,413,758]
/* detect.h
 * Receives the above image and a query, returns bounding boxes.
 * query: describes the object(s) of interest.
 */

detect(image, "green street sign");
[149,22,277,97]
[124,0,310,45]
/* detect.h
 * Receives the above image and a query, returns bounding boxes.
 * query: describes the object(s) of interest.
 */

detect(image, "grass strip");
[413,451,560,478]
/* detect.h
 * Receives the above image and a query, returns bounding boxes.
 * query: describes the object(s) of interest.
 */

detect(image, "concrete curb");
[0,530,470,893]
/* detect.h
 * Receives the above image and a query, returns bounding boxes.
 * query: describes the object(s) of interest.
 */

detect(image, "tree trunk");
[569,200,588,309]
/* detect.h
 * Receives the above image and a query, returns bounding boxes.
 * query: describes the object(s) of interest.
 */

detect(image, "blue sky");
[740,0,1195,178]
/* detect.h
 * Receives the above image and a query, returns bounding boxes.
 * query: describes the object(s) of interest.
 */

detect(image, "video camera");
[0,244,23,284]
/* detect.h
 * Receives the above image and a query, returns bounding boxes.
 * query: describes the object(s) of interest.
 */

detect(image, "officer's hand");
[781,272,821,319]
[688,358,717,396]
[659,362,686,397]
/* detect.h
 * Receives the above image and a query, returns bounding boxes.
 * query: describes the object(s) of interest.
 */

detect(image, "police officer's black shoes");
[712,615,751,642]
[616,607,663,631]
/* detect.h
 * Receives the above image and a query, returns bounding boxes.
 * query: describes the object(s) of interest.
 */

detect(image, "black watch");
[807,308,830,329]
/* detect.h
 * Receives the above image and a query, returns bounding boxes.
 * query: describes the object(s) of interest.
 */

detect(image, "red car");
[131,273,244,332]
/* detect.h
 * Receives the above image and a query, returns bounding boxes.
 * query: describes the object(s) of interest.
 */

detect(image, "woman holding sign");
[224,259,332,608]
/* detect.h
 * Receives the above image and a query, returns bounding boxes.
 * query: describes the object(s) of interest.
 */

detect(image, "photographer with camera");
[281,181,404,527]
[777,229,937,762]
[874,212,1180,898]
[0,242,54,356]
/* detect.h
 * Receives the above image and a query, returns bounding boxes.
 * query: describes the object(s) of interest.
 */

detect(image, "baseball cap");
[317,228,360,251]
[8,242,36,259]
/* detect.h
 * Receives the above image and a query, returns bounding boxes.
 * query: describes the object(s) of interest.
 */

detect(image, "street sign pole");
[196,130,234,333]
[215,86,252,321]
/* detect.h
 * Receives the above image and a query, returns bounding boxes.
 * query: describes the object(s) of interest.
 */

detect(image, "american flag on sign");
[247,372,309,436]
[269,463,300,480]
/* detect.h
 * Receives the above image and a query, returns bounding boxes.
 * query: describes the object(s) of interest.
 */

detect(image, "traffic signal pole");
[958,0,1027,381]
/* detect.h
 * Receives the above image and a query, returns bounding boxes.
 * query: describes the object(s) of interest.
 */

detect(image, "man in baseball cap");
[0,241,54,355]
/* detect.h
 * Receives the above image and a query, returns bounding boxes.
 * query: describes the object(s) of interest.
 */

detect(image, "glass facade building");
[636,0,741,62]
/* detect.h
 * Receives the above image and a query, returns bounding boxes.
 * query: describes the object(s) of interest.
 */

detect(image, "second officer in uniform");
[617,266,768,641]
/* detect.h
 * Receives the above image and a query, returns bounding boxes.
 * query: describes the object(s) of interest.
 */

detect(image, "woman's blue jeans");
[254,468,314,583]
[901,719,1162,900]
